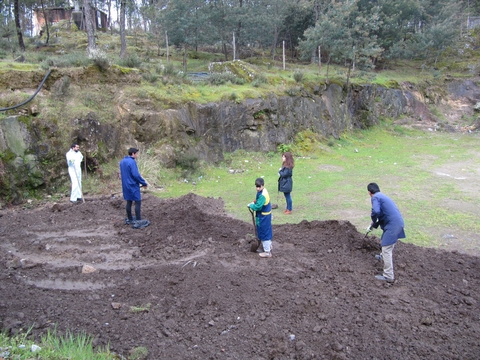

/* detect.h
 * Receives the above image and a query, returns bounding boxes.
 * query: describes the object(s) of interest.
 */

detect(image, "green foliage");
[277,143,292,153]
[229,92,239,101]
[293,70,304,83]
[0,327,115,360]
[40,52,92,69]
[88,49,110,71]
[294,130,321,153]
[116,54,142,68]
[208,60,258,83]
[130,303,151,313]
[162,62,176,76]
[251,73,268,87]
[209,72,245,86]
[129,346,149,360]
[142,71,159,83]
[176,153,202,179]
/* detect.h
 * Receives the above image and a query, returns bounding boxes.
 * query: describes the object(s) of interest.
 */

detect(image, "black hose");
[0,69,52,112]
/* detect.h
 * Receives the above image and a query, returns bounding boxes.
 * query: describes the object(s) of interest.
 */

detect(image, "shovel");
[248,207,261,252]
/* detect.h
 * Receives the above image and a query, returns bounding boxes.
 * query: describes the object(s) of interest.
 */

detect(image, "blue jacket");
[249,188,272,241]
[371,192,405,246]
[119,156,147,201]
[278,167,293,193]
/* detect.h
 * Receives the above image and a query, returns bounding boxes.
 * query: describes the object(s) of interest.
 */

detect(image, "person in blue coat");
[120,148,148,224]
[367,183,405,283]
[278,152,294,214]
[248,178,273,258]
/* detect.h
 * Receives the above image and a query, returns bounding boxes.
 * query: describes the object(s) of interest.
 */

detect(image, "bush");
[40,52,91,68]
[251,73,268,87]
[176,154,201,179]
[117,54,142,68]
[88,48,110,71]
[293,69,304,83]
[163,62,176,76]
[209,73,245,86]
[142,71,159,83]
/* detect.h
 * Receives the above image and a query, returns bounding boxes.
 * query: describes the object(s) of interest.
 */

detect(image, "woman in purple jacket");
[367,182,406,283]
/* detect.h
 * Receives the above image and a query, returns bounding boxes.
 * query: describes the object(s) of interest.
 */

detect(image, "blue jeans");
[283,192,292,211]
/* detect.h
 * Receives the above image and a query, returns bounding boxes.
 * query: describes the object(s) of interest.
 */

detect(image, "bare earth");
[0,193,479,359]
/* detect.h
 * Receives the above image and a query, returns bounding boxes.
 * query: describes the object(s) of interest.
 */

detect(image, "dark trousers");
[126,200,141,220]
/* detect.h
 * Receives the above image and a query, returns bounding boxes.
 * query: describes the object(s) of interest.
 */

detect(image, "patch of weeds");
[285,86,301,96]
[130,303,151,313]
[128,346,148,360]
[136,88,149,99]
[294,130,321,152]
[82,92,97,108]
[117,54,142,68]
[253,110,267,120]
[251,73,268,87]
[163,62,176,76]
[277,143,293,153]
[41,52,91,68]
[88,48,110,71]
[52,76,71,98]
[176,153,202,179]
[209,73,244,86]
[142,71,159,83]
[293,69,304,83]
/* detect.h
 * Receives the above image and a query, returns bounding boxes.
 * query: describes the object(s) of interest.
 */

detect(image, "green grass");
[0,327,115,360]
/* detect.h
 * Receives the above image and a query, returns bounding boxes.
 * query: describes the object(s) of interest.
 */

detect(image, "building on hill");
[33,5,108,36]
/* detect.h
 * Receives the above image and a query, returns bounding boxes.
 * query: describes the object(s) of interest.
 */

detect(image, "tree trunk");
[120,0,127,58]
[270,24,278,60]
[183,44,187,73]
[83,0,96,54]
[223,43,228,61]
[14,0,25,52]
[40,0,50,45]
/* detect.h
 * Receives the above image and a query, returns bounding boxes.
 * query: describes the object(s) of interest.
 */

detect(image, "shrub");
[40,52,91,68]
[163,62,176,76]
[88,48,110,71]
[293,69,304,83]
[277,143,292,153]
[209,73,245,85]
[142,71,159,83]
[176,154,201,179]
[117,54,142,68]
[251,73,268,87]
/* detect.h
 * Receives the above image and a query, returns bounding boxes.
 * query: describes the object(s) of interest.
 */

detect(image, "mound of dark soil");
[0,193,479,359]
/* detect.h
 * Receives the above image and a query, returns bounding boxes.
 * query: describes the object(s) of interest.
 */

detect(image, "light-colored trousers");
[382,243,395,280]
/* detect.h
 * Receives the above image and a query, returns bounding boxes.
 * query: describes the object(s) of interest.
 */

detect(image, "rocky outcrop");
[1,76,479,203]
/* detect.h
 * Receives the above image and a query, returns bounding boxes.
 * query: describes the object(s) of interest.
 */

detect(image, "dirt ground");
[0,193,479,359]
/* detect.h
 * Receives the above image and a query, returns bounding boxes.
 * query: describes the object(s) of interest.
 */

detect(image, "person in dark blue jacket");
[248,178,273,258]
[120,148,148,224]
[367,183,405,283]
[278,152,294,214]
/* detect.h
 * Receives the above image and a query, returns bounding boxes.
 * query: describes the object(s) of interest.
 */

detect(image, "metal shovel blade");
[248,207,260,252]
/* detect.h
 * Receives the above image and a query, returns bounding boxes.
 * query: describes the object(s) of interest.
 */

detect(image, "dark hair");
[282,152,295,169]
[71,143,79,149]
[128,147,139,155]
[255,178,264,187]
[367,183,380,194]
